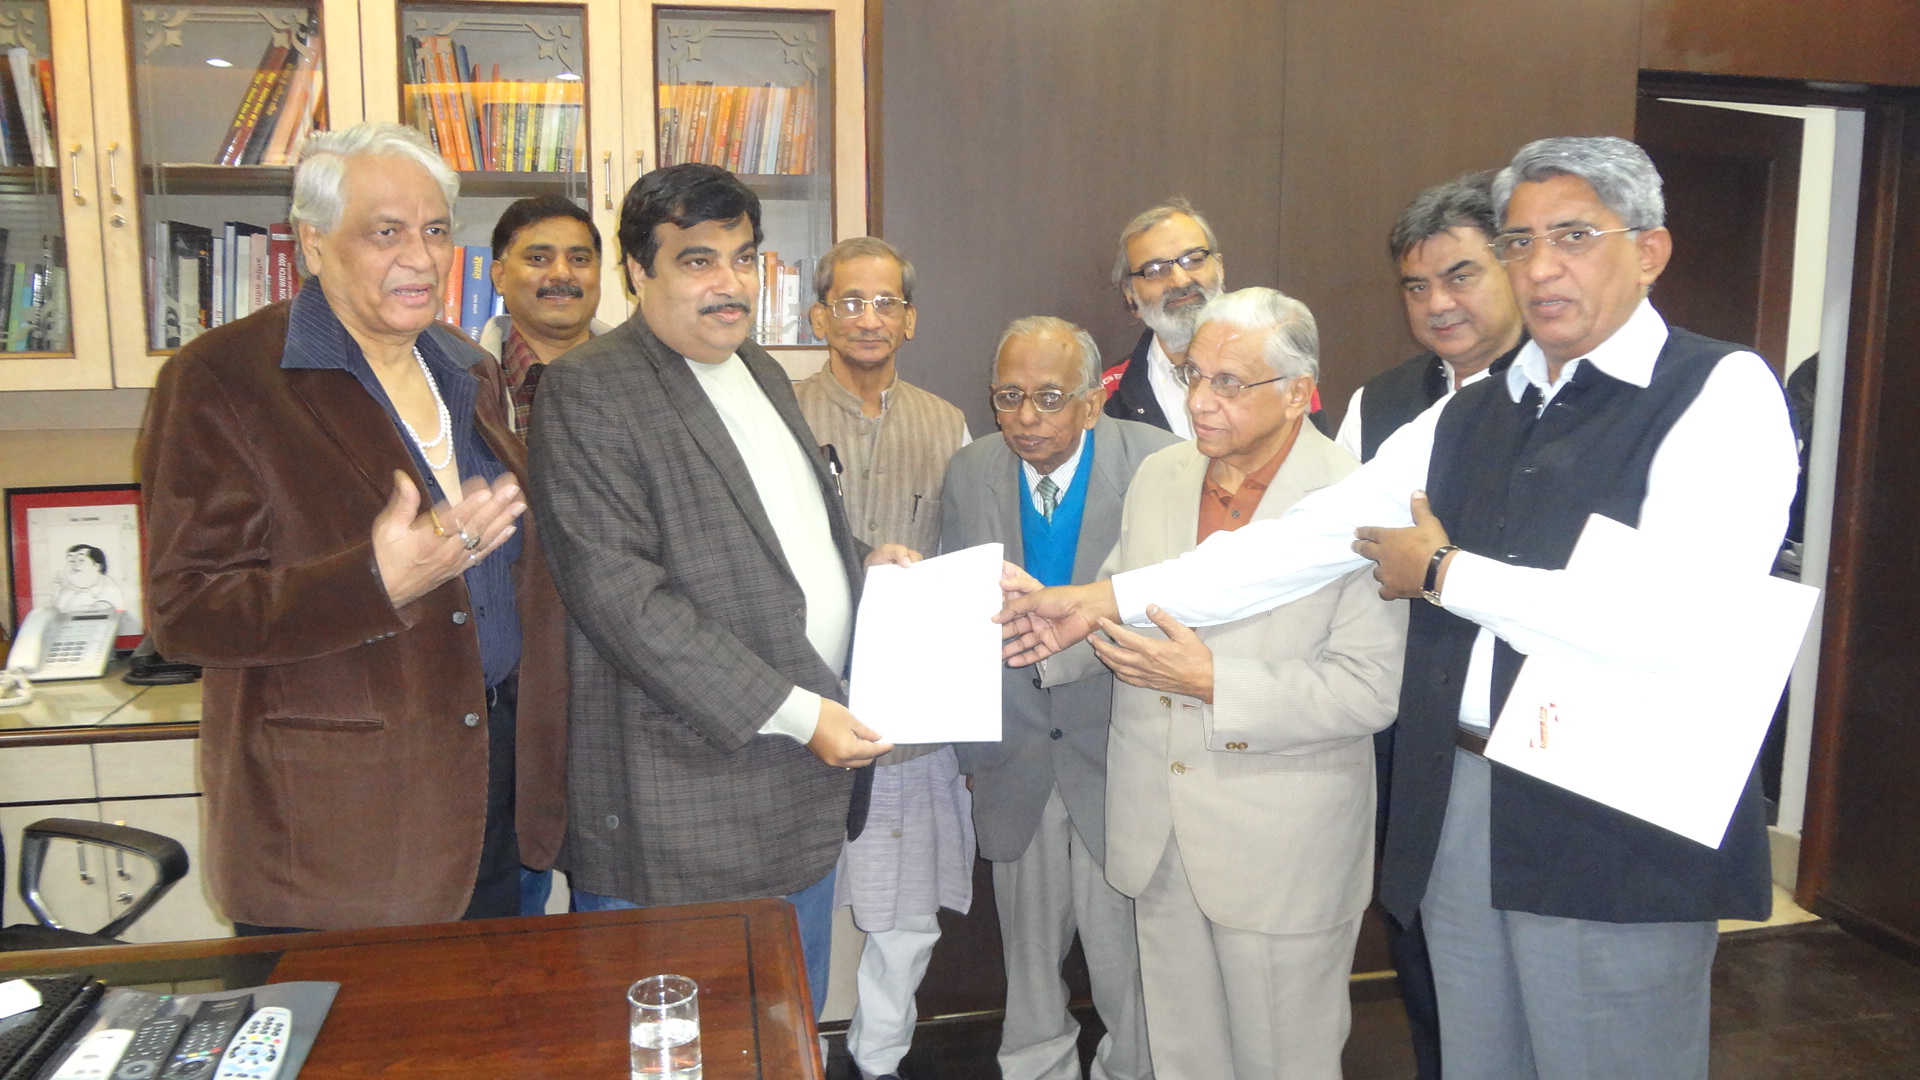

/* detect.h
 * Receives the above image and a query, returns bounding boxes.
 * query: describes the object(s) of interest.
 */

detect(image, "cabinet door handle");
[635,150,645,183]
[76,845,93,885]
[602,151,612,209]
[68,144,84,204]
[107,142,124,204]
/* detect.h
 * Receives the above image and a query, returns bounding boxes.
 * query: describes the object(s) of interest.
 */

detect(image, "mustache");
[537,283,585,299]
[1159,283,1208,310]
[1426,315,1467,331]
[699,301,752,317]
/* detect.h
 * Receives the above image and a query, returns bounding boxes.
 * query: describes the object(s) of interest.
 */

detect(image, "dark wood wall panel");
[1643,0,1920,88]
[1276,0,1641,421]
[879,0,1287,434]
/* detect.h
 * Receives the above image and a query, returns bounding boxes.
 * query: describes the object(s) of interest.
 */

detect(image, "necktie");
[1036,475,1060,520]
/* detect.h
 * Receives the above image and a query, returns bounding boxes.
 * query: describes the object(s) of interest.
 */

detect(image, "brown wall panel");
[879,0,1287,434]
[1643,0,1920,88]
[1277,0,1641,422]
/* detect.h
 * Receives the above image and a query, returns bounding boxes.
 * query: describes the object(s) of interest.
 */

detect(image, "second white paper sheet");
[1485,514,1818,848]
[847,542,1004,744]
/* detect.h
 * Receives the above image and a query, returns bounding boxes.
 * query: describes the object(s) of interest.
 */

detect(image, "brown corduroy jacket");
[140,298,567,930]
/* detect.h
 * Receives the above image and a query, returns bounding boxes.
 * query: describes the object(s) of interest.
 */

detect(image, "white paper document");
[848,542,1004,744]
[1485,514,1819,849]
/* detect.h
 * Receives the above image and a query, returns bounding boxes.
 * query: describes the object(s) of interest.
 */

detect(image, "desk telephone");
[5,608,119,681]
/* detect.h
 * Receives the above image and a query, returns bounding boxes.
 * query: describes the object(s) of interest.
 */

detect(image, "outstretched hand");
[372,470,525,608]
[1090,605,1214,701]
[994,580,1120,667]
[1351,490,1454,600]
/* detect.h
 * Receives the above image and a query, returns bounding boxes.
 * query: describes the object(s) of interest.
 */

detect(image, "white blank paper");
[848,542,1004,744]
[1485,514,1819,849]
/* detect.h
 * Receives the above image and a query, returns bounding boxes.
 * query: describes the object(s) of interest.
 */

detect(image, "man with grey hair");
[141,121,569,932]
[944,315,1174,1080]
[794,235,972,1080]
[1047,286,1405,1078]
[1102,198,1226,437]
[1000,135,1797,1080]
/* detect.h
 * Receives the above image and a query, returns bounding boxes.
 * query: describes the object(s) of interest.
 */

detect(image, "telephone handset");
[6,608,118,681]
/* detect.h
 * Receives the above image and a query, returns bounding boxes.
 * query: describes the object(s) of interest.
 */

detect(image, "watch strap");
[1422,545,1460,605]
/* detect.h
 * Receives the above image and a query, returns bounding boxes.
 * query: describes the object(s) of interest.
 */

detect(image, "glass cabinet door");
[89,0,364,388]
[361,0,624,334]
[626,0,866,374]
[0,0,111,390]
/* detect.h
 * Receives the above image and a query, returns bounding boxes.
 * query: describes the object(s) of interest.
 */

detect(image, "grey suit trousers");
[1423,749,1719,1080]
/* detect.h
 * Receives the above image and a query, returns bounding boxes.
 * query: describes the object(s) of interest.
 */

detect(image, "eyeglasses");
[824,295,910,319]
[1127,247,1218,282]
[1172,364,1292,398]
[1490,226,1640,264]
[990,386,1090,414]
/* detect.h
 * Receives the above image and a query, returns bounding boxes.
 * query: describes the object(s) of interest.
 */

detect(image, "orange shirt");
[1197,418,1302,543]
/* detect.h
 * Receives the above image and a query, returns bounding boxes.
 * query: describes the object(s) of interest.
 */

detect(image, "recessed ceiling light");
[207,58,232,68]
[556,72,581,82]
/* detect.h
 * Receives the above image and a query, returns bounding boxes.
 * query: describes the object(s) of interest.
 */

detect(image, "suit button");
[794,605,806,620]
[451,610,469,625]
[605,815,619,829]
[1170,761,1188,775]
[462,713,480,727]
[1158,695,1171,707]
[1033,675,1044,689]
[1049,728,1063,740]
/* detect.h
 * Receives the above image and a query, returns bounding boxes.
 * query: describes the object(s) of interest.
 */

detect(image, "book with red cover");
[220,38,290,166]
[267,222,297,301]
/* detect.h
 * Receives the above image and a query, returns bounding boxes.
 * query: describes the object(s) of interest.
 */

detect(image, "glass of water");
[629,974,701,1079]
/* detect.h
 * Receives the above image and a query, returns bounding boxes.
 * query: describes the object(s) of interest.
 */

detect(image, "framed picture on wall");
[5,485,146,650]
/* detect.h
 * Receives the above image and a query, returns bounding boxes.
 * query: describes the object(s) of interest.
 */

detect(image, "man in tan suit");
[1048,287,1406,1078]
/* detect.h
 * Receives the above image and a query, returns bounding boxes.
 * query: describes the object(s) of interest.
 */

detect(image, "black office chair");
[0,818,188,951]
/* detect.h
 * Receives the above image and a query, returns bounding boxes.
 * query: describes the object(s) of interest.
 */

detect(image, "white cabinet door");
[101,795,232,944]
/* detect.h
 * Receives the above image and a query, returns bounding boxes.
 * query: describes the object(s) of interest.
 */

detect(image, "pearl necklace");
[399,345,454,471]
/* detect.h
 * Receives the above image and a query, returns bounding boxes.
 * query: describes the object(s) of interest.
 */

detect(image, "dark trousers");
[236,676,521,936]
[1375,724,1442,1080]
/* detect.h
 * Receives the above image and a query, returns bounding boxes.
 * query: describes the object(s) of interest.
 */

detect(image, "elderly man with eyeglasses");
[942,316,1175,1080]
[1035,286,1405,1079]
[1000,136,1797,1080]
[793,237,973,1080]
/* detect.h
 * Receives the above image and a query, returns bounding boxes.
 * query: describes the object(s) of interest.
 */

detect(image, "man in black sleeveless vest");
[998,136,1799,1080]
[1335,172,1528,1080]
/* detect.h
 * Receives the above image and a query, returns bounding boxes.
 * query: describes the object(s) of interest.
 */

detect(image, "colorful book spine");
[268,223,297,302]
[460,248,493,340]
[441,250,463,325]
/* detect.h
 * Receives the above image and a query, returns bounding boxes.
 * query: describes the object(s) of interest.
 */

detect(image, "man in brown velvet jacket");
[141,123,568,933]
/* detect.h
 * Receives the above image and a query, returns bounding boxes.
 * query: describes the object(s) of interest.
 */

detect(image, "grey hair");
[1389,171,1499,263]
[1492,136,1665,230]
[289,122,460,237]
[993,315,1103,390]
[814,236,916,303]
[1111,197,1220,293]
[1192,287,1319,380]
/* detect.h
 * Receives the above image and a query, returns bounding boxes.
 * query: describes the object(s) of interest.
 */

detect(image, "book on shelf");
[658,81,816,175]
[754,251,819,347]
[148,220,302,347]
[5,46,52,167]
[441,253,463,326]
[403,35,584,173]
[460,247,495,341]
[218,17,325,167]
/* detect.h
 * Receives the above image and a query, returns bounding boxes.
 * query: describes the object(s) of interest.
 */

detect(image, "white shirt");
[1115,300,1798,731]
[1020,430,1088,514]
[1143,336,1195,439]
[1334,359,1500,460]
[686,354,852,743]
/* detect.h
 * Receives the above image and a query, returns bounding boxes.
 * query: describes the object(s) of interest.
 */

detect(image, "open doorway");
[1634,91,1866,893]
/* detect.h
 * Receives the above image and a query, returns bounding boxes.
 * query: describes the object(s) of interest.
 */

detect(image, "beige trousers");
[1133,838,1361,1080]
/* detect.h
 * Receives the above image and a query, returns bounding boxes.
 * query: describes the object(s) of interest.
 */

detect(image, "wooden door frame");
[1641,73,1916,948]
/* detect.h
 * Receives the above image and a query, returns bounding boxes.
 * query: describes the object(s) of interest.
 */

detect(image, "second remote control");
[158,996,252,1080]
[211,1008,292,1080]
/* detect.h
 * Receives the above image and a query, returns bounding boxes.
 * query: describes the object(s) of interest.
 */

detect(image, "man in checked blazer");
[527,164,912,1009]
[943,317,1174,1080]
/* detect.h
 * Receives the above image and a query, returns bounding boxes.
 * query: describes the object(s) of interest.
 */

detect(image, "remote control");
[210,1008,291,1080]
[110,1016,188,1080]
[49,1029,134,1080]
[157,996,252,1080]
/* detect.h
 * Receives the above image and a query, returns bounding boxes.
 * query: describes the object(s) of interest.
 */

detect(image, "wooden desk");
[0,901,823,1079]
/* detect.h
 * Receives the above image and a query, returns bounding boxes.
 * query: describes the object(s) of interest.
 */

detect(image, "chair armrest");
[20,818,189,939]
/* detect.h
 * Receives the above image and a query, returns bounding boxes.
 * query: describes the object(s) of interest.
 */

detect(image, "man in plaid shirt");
[479,195,610,436]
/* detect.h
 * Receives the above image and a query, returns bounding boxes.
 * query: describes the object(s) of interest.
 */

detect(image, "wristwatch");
[1422,545,1460,605]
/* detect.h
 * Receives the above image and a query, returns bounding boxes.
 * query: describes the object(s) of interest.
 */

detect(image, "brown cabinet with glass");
[0,0,868,394]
